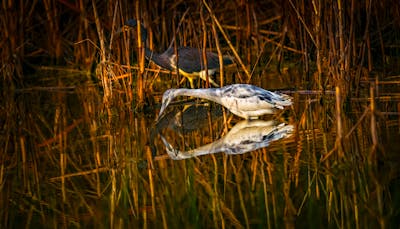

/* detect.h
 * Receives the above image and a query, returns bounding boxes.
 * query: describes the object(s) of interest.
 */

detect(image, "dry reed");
[1,0,400,228]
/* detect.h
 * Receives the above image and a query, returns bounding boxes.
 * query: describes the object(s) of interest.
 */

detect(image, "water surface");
[2,72,400,228]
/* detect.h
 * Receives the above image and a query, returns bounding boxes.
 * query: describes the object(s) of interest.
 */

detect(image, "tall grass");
[2,1,399,89]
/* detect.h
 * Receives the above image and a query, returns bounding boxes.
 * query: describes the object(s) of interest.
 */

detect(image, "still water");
[1,72,400,228]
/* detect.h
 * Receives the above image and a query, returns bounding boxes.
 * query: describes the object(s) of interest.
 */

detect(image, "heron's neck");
[176,88,222,104]
[137,24,148,44]
[173,137,225,159]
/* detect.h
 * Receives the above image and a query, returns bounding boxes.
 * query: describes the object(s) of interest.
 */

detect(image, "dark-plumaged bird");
[124,19,233,88]
[158,84,292,119]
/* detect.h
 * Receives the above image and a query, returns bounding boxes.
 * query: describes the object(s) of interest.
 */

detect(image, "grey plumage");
[159,84,292,119]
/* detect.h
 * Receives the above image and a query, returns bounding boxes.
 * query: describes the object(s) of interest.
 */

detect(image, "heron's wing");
[222,84,260,98]
[204,51,232,69]
[176,47,227,73]
[175,47,202,73]
[222,84,291,105]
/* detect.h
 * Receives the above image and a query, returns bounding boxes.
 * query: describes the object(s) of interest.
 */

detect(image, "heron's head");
[122,19,148,43]
[158,89,177,118]
[126,19,138,27]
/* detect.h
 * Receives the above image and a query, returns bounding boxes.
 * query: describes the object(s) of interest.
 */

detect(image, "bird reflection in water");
[158,120,293,160]
[149,103,224,157]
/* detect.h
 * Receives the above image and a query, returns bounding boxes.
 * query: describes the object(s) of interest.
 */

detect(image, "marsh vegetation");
[1,0,400,228]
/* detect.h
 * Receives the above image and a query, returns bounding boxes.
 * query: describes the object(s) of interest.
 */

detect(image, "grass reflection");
[1,0,400,227]
[2,73,400,228]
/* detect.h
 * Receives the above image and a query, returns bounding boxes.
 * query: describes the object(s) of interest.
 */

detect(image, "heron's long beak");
[115,19,139,40]
[115,25,131,35]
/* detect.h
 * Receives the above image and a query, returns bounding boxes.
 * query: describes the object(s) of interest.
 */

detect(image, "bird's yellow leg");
[207,77,219,87]
[177,74,194,88]
[178,70,196,88]
[188,77,195,88]
[198,72,219,87]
